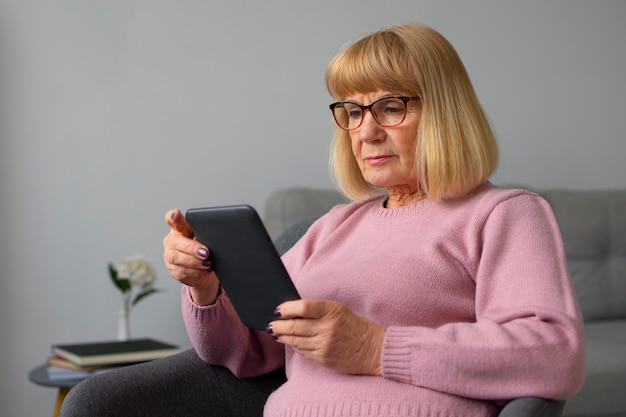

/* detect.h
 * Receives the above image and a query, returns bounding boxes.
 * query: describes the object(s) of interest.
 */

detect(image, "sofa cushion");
[563,319,626,416]
[264,187,347,240]
[540,190,626,322]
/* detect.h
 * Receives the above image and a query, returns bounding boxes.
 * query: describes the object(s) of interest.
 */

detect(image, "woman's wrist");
[188,278,221,306]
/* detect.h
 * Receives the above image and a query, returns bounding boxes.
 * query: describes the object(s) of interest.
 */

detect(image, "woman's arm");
[381,195,585,400]
[181,286,286,378]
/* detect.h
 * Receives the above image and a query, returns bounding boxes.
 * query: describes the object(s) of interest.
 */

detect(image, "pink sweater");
[182,183,585,417]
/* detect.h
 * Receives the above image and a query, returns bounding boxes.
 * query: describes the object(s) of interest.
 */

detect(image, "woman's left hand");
[267,300,386,376]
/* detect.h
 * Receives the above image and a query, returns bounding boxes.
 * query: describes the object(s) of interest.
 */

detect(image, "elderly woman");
[60,24,584,417]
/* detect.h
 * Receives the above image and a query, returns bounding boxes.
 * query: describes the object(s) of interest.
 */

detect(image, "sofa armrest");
[499,397,565,417]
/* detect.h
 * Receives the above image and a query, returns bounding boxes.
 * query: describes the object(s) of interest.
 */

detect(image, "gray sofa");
[264,186,626,417]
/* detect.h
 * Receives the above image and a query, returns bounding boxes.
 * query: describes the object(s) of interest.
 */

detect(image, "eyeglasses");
[329,96,420,131]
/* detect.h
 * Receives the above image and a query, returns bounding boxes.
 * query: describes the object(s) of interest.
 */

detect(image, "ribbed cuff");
[381,326,417,384]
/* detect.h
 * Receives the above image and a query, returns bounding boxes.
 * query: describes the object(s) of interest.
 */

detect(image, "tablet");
[185,205,300,330]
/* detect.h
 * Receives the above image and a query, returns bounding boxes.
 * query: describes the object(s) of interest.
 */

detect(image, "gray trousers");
[58,349,286,417]
[58,348,567,417]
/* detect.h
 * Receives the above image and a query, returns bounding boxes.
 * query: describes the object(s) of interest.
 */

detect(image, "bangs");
[325,31,419,100]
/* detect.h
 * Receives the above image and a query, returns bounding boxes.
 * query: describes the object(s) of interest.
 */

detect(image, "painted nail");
[266,324,273,334]
[202,259,214,272]
[273,308,282,317]
[198,248,208,258]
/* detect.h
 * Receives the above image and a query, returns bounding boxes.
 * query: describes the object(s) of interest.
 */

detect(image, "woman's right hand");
[163,208,221,306]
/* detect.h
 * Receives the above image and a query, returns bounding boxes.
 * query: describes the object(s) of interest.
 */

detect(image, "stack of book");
[47,338,180,381]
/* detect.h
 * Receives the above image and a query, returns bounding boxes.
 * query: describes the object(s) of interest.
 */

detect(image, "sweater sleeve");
[381,194,585,401]
[181,286,285,378]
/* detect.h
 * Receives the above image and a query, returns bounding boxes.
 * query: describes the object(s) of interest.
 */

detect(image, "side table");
[29,364,86,417]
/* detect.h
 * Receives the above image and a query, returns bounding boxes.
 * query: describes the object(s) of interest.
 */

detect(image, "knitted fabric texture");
[182,183,584,417]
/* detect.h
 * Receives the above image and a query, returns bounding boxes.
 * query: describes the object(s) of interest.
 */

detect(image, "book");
[46,365,116,381]
[47,355,122,372]
[51,338,180,366]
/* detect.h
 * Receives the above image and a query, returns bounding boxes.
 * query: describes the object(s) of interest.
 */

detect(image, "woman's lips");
[363,155,392,165]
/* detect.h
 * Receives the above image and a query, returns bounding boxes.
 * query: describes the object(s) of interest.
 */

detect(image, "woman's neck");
[385,185,425,208]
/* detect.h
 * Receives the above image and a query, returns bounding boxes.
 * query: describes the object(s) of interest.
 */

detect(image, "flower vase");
[117,309,131,341]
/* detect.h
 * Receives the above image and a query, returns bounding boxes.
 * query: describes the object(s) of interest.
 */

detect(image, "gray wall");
[1,1,624,415]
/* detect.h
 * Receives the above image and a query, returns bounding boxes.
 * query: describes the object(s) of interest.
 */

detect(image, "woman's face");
[346,90,421,195]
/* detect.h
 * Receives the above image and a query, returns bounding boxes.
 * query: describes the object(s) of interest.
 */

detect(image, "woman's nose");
[358,111,385,142]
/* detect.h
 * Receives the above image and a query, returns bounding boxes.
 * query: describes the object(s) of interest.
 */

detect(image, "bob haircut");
[325,24,498,202]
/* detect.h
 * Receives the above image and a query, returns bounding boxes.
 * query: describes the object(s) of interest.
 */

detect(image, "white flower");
[109,254,161,312]
[114,255,157,289]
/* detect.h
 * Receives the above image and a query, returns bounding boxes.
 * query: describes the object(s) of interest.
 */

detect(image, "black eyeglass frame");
[329,95,421,131]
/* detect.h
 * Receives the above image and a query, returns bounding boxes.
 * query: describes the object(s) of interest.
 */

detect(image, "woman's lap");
[58,348,286,417]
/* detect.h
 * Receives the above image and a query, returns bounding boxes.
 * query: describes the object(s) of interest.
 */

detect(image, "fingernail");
[202,259,214,272]
[273,308,281,317]
[198,248,208,258]
[266,324,273,334]
[170,211,176,221]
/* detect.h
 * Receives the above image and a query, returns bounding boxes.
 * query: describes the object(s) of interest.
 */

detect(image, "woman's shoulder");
[439,182,551,221]
[280,197,383,261]
[460,182,543,207]
[452,182,555,226]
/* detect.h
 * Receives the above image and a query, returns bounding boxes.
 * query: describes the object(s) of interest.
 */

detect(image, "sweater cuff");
[381,326,417,384]
[181,285,231,324]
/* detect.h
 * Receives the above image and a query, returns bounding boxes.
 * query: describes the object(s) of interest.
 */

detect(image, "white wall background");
[0,1,624,415]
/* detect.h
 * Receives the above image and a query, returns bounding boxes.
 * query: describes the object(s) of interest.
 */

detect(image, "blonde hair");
[325,24,498,202]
